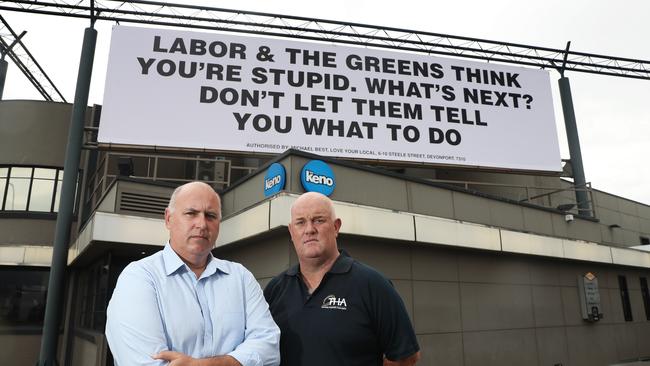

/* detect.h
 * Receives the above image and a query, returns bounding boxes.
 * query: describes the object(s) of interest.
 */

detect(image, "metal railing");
[1,1,649,79]
[84,151,256,213]
[424,177,595,217]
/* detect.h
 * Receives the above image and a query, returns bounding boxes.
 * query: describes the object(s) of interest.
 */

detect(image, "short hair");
[289,192,337,222]
[167,181,222,219]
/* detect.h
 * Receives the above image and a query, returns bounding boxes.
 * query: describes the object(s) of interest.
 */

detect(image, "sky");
[2,0,649,205]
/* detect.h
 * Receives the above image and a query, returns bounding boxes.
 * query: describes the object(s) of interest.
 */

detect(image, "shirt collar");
[286,250,353,276]
[163,243,230,277]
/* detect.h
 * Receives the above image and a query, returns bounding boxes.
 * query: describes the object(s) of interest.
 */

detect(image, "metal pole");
[558,76,591,217]
[0,29,28,100]
[0,58,7,99]
[37,27,96,366]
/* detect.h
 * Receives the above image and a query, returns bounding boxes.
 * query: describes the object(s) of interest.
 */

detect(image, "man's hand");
[153,351,195,366]
[384,351,421,366]
[152,351,242,366]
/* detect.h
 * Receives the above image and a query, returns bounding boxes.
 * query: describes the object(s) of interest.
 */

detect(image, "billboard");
[99,25,561,172]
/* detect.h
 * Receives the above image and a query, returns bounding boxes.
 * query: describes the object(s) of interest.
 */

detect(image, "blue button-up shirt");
[106,244,280,366]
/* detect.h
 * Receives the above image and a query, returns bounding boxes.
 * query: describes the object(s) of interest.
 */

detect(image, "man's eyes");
[183,211,219,219]
[294,218,326,225]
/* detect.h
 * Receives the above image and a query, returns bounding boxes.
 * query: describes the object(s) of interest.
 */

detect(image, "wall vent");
[119,191,168,216]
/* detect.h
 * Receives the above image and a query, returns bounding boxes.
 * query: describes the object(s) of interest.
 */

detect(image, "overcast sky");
[2,0,649,205]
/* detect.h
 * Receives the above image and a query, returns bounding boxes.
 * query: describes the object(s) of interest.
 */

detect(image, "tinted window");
[0,267,49,327]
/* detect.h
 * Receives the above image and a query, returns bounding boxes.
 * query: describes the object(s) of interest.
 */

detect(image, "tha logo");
[321,294,347,310]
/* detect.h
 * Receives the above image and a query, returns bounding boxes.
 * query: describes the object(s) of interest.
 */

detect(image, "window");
[0,267,49,329]
[0,166,64,213]
[641,236,650,245]
[77,257,110,331]
[641,277,650,321]
[618,275,633,321]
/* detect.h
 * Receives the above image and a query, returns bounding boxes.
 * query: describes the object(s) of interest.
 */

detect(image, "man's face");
[288,193,341,261]
[165,183,221,261]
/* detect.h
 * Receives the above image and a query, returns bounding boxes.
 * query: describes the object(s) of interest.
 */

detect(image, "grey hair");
[167,181,222,219]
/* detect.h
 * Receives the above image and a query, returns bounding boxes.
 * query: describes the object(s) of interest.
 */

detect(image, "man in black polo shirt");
[264,192,421,366]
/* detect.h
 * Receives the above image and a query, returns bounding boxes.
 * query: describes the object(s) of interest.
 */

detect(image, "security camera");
[565,214,574,222]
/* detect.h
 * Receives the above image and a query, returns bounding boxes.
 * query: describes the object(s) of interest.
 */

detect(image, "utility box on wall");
[578,272,603,322]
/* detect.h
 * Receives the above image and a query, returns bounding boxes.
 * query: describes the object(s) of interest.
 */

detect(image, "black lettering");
[346,122,362,138]
[230,43,246,59]
[362,122,377,139]
[302,118,327,135]
[442,85,455,101]
[430,105,444,122]
[234,112,250,130]
[190,39,206,55]
[251,67,268,84]
[178,61,197,78]
[219,88,239,105]
[446,129,461,145]
[403,126,419,142]
[346,54,362,70]
[200,86,218,103]
[429,128,444,143]
[137,57,155,75]
[157,59,175,77]
[386,124,401,141]
[327,120,345,137]
[169,38,187,54]
[253,114,272,132]
[152,36,167,52]
[429,63,444,79]
[507,73,521,88]
[274,116,292,133]
[206,63,224,80]
[208,41,228,57]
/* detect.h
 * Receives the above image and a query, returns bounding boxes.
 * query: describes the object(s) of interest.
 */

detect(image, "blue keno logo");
[304,170,334,186]
[300,160,335,196]
[263,163,286,197]
[265,175,281,190]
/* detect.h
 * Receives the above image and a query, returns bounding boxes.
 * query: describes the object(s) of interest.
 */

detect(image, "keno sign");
[301,160,336,196]
[99,25,562,172]
[264,163,286,197]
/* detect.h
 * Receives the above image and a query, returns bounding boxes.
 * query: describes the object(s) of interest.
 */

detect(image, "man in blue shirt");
[106,181,280,366]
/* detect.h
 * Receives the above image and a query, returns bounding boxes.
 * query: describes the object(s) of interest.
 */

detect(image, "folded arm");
[153,351,241,366]
[106,265,169,366]
[226,267,281,366]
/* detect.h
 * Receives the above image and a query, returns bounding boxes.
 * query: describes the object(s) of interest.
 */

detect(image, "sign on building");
[578,272,603,322]
[300,160,336,196]
[100,25,562,172]
[264,163,286,197]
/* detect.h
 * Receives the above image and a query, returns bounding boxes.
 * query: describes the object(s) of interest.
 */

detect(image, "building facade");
[1,100,650,366]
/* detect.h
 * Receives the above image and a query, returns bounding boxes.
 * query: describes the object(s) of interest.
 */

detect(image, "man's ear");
[164,208,172,229]
[334,218,342,236]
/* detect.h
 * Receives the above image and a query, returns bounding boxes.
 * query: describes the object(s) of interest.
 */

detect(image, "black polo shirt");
[264,252,420,366]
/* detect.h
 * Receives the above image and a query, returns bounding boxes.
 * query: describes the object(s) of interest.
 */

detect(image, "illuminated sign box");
[100,25,561,172]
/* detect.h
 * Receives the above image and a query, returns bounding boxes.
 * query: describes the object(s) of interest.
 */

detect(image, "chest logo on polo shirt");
[321,294,347,310]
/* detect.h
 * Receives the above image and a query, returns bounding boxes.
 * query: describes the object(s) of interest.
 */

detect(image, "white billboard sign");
[99,25,562,172]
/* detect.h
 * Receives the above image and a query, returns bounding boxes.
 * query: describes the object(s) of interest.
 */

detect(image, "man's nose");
[194,213,207,228]
[304,220,317,233]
